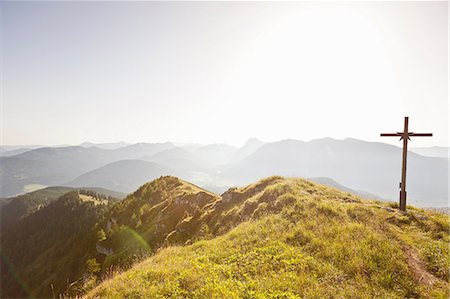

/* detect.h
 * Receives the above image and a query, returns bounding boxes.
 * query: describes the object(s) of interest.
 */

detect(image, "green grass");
[86,177,449,298]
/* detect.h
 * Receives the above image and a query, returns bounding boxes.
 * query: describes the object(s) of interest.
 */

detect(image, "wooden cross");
[380,117,432,211]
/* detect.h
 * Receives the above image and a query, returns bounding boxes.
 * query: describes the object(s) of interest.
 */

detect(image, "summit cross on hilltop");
[381,117,433,211]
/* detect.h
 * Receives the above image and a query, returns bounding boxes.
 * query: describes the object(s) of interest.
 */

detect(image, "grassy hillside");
[86,177,449,298]
[95,176,220,269]
[1,176,447,298]
[0,191,112,298]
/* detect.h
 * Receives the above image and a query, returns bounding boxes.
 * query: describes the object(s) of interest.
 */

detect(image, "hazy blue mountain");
[65,160,181,193]
[64,158,221,194]
[174,142,204,151]
[0,147,117,197]
[141,147,209,170]
[309,177,384,200]
[123,142,267,191]
[0,147,35,156]
[410,146,449,159]
[143,141,265,169]
[79,141,129,150]
[219,138,448,208]
[229,138,265,162]
[113,142,174,159]
[0,143,174,197]
[0,145,44,151]
[193,144,238,166]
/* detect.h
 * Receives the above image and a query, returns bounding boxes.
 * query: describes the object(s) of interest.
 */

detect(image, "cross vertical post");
[400,117,408,211]
[380,117,432,211]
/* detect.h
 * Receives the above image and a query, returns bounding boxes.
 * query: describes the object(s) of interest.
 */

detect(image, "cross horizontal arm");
[408,133,433,137]
[380,133,401,137]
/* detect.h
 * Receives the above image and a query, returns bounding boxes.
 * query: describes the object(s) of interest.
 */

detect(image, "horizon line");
[1,136,448,149]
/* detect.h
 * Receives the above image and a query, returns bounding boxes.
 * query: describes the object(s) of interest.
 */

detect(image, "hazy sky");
[2,1,448,147]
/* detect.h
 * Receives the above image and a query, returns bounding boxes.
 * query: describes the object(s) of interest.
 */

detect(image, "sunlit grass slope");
[86,177,449,298]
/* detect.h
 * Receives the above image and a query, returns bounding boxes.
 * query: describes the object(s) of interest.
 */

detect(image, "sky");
[1,1,448,147]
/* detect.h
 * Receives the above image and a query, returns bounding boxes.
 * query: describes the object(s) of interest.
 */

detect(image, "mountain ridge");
[0,186,125,235]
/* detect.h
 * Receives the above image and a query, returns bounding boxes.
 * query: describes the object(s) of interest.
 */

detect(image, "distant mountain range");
[0,138,447,207]
[78,141,130,150]
[0,142,173,197]
[0,141,130,155]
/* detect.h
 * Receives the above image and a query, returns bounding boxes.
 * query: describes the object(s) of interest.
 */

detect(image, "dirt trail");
[403,246,438,286]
